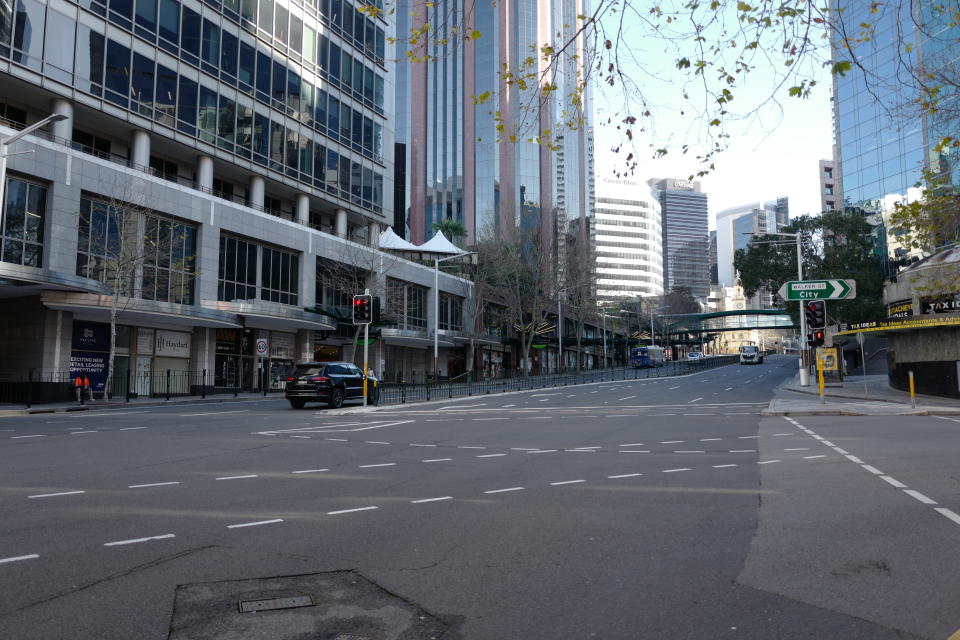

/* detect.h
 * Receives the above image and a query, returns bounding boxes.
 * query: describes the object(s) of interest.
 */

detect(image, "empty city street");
[1,357,959,639]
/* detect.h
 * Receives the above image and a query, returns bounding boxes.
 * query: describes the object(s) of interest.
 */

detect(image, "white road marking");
[713,464,738,468]
[821,440,836,446]
[935,508,960,525]
[216,475,259,480]
[484,487,524,494]
[675,450,705,454]
[528,449,558,454]
[411,496,453,504]
[619,396,636,401]
[12,435,45,439]
[119,427,148,431]
[700,438,721,442]
[688,397,703,403]
[291,469,329,474]
[880,476,907,488]
[662,468,691,473]
[458,446,486,449]
[661,440,684,444]
[570,446,601,450]
[511,447,539,451]
[803,455,826,459]
[550,480,586,486]
[862,465,884,475]
[290,435,311,439]
[772,433,793,436]
[608,473,642,479]
[326,438,348,442]
[359,463,396,468]
[365,441,390,445]
[472,418,508,421]
[758,460,781,465]
[327,506,379,515]
[729,449,756,453]
[649,413,676,416]
[422,458,452,463]
[845,455,864,464]
[524,417,551,419]
[477,453,507,458]
[725,387,733,391]
[619,450,650,453]
[104,533,175,546]
[564,449,597,453]
[0,554,39,564]
[738,435,760,439]
[833,447,850,454]
[669,386,680,389]
[410,443,436,447]
[28,490,85,499]
[904,489,937,505]
[228,518,284,528]
[128,482,179,489]
[70,431,99,435]
[180,410,249,417]
[619,443,645,447]
[530,393,562,396]
[783,448,809,451]
[502,404,516,408]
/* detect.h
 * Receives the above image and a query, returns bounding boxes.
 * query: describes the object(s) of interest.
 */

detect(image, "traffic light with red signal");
[352,294,372,324]
[806,330,825,347]
[805,300,826,329]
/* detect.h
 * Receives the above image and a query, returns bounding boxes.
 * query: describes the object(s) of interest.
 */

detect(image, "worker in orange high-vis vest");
[82,375,91,402]
[74,375,84,404]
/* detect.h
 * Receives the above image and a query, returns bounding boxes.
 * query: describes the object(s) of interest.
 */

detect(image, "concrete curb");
[0,395,285,417]
[761,408,960,417]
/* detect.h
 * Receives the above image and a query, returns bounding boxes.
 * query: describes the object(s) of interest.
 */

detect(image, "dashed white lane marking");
[661,440,684,444]
[619,450,650,453]
[608,473,642,479]
[70,430,99,435]
[484,487,525,494]
[935,508,960,525]
[28,490,85,499]
[772,433,793,436]
[713,464,738,469]
[365,441,391,445]
[550,480,586,486]
[291,469,329,474]
[457,445,486,449]
[729,449,756,453]
[738,435,760,439]
[0,554,39,564]
[359,463,396,468]
[880,476,908,488]
[128,482,179,489]
[662,468,691,473]
[119,427,148,431]
[688,397,703,403]
[216,475,259,481]
[903,489,938,505]
[845,455,864,464]
[290,435,311,439]
[528,449,558,454]
[669,386,680,390]
[758,460,781,464]
[725,387,734,391]
[675,450,705,454]
[683,413,714,416]
[326,438,348,442]
[620,443,645,447]
[524,416,551,419]
[472,418,508,421]
[783,448,810,451]
[649,413,676,416]
[502,404,516,408]
[477,453,507,458]
[571,446,601,450]
[834,447,850,455]
[619,396,636,401]
[228,518,284,528]
[700,438,721,442]
[565,449,597,452]
[412,496,453,504]
[327,506,379,516]
[803,455,827,459]
[422,458,452,463]
[511,448,539,451]
[104,533,175,546]
[180,410,249,417]
[410,443,436,447]
[862,465,884,475]
[12,435,45,439]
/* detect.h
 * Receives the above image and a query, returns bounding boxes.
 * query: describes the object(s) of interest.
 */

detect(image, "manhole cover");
[168,570,453,640]
[239,594,315,613]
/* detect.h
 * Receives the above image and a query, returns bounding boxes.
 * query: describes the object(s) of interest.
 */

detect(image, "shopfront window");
[387,279,427,330]
[439,294,463,331]
[260,245,299,305]
[218,234,258,301]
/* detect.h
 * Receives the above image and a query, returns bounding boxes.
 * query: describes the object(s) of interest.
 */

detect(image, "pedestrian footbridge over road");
[661,309,796,340]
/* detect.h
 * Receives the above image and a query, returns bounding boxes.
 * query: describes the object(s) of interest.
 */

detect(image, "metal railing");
[374,356,739,406]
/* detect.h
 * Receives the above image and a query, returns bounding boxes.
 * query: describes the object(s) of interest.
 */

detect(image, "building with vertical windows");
[392,0,595,255]
[715,197,789,308]
[591,177,663,302]
[647,177,709,300]
[0,0,485,394]
[819,159,840,212]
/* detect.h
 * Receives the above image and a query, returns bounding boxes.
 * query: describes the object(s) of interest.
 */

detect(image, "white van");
[739,345,764,365]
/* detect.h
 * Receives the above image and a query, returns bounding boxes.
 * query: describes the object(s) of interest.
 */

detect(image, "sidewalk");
[763,373,960,416]
[0,391,287,417]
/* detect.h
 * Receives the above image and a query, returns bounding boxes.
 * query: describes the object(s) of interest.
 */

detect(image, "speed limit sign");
[255,338,268,355]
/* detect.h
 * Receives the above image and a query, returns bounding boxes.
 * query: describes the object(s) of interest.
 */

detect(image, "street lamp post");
[0,113,68,229]
[434,251,476,381]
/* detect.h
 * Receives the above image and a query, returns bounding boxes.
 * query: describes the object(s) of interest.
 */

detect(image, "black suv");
[285,362,375,409]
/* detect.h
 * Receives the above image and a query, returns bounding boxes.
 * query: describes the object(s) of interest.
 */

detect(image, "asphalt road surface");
[1,355,959,639]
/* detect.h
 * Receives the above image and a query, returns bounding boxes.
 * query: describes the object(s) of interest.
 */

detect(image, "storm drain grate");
[238,594,315,613]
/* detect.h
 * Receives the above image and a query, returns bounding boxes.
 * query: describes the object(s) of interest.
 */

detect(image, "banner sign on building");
[838,316,960,335]
[70,351,109,391]
[137,328,155,355]
[886,299,913,319]
[920,294,960,314]
[72,321,109,352]
[155,330,191,357]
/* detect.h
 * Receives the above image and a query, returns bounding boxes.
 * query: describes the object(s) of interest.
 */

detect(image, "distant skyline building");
[714,198,789,289]
[394,0,595,251]
[591,177,664,302]
[819,159,840,212]
[647,178,710,299]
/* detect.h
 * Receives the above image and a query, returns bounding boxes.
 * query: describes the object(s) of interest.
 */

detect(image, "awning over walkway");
[42,292,240,329]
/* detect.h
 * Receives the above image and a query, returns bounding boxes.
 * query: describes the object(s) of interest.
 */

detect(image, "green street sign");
[777,279,857,301]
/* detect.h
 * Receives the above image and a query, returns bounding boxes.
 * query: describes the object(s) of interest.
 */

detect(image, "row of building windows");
[387,278,427,330]
[594,219,650,229]
[595,208,653,219]
[217,234,300,305]
[0,177,45,267]
[597,198,650,208]
[595,273,654,283]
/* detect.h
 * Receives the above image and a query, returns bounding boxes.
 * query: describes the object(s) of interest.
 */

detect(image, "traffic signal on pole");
[805,300,826,329]
[352,294,372,324]
[814,330,825,347]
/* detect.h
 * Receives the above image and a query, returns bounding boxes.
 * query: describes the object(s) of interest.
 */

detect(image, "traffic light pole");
[795,234,810,386]
[363,288,369,407]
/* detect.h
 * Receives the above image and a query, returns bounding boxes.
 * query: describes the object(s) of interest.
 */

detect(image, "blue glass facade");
[1,0,388,214]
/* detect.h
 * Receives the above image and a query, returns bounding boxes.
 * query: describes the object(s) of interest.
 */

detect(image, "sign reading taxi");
[777,279,856,301]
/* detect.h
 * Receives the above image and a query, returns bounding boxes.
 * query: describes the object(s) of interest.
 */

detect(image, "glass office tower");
[647,178,710,300]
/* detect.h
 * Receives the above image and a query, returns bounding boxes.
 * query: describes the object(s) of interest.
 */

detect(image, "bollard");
[166,369,171,401]
[909,370,916,408]
[202,369,207,399]
[817,354,825,405]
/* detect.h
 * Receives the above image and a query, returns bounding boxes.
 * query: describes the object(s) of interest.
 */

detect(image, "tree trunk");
[467,337,475,380]
[105,290,120,401]
[348,325,361,364]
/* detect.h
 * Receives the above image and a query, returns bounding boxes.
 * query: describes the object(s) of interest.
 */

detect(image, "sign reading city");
[777,279,857,301]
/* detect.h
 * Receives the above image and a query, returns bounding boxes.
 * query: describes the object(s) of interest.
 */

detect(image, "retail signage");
[920,294,960,314]
[778,279,856,301]
[70,351,109,392]
[837,316,960,335]
[887,299,913,319]
[137,328,155,354]
[155,330,191,357]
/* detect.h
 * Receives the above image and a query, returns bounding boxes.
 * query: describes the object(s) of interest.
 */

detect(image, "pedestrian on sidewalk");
[74,375,85,405]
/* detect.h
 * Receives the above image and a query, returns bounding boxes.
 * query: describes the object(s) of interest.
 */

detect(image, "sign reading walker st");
[777,279,856,301]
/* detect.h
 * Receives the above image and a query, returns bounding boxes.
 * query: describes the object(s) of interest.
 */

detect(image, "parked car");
[739,345,764,365]
[686,351,704,361]
[285,362,377,409]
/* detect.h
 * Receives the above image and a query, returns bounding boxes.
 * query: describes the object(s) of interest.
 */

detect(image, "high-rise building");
[819,159,840,212]
[0,0,486,389]
[647,178,710,299]
[393,0,595,253]
[715,198,789,289]
[591,177,664,302]
[708,230,718,285]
